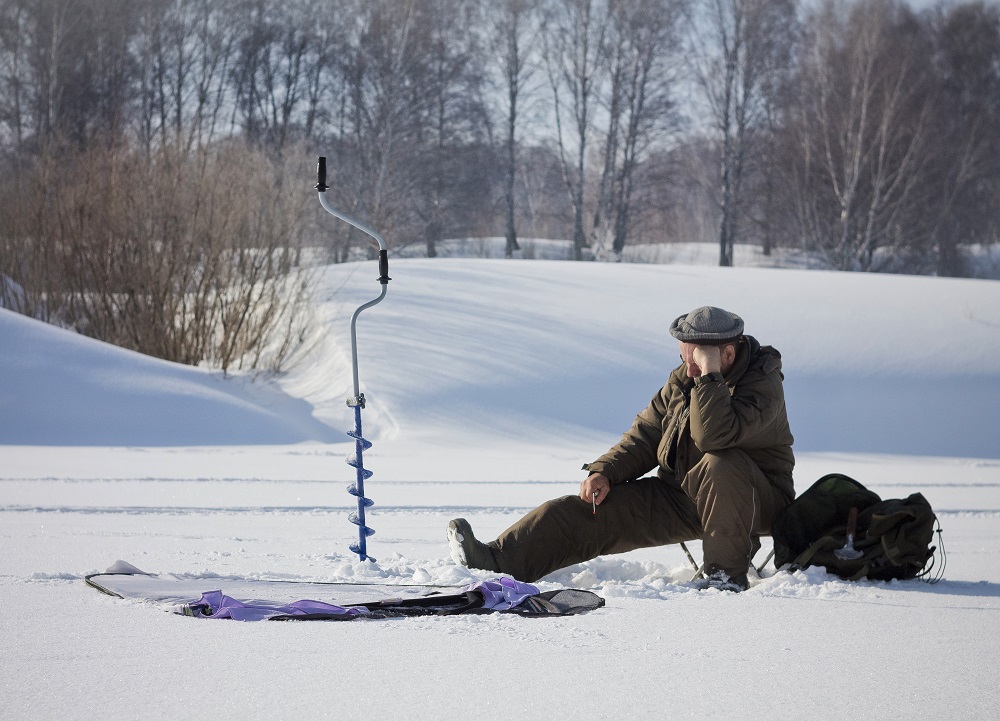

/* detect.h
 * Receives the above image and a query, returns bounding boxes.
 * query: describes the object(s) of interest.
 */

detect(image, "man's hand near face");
[680,342,723,379]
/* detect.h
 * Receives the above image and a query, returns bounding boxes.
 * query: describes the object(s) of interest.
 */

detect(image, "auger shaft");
[315,156,390,562]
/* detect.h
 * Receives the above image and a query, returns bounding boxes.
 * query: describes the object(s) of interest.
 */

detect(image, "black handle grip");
[378,249,391,285]
[316,157,329,192]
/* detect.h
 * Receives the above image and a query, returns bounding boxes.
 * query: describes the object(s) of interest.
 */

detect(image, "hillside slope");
[0,307,337,445]
[304,259,1000,460]
[3,259,998,458]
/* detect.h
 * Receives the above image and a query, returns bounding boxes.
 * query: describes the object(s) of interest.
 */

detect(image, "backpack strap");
[791,536,830,569]
[847,565,871,582]
[916,518,947,584]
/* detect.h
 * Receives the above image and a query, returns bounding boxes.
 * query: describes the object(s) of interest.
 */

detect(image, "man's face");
[679,341,699,371]
[680,341,713,378]
[679,341,736,378]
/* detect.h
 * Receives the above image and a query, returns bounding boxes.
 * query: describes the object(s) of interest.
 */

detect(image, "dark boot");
[447,518,500,572]
[694,566,749,592]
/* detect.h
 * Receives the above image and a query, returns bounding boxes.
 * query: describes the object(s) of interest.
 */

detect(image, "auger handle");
[378,250,390,285]
[316,157,329,192]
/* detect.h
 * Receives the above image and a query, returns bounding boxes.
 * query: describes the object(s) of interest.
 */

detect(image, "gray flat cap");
[669,306,744,344]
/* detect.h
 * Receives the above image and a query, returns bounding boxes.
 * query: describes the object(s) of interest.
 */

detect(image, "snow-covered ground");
[2,258,999,720]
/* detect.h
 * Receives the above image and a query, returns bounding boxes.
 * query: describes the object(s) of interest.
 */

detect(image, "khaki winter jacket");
[586,336,795,501]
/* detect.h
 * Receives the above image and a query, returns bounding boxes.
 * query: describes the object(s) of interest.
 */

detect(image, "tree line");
[1,0,998,367]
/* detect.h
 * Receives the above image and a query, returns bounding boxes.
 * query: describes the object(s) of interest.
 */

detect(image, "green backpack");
[771,473,944,582]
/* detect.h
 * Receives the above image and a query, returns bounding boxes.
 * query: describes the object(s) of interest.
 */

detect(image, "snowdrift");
[0,306,337,445]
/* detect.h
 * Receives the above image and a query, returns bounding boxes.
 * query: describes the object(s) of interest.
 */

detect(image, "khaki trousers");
[490,449,790,583]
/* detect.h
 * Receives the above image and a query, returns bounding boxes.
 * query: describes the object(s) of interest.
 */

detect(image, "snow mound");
[0,307,338,446]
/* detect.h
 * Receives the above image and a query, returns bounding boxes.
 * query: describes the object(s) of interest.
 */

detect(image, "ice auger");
[315,157,390,562]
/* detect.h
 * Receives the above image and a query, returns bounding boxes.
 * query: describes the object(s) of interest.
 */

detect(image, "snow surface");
[2,258,999,720]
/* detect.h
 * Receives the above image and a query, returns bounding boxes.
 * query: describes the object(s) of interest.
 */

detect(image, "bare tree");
[415,0,486,258]
[133,0,241,153]
[228,0,331,146]
[25,0,80,143]
[0,0,133,150]
[230,0,281,144]
[925,1,1000,276]
[787,0,935,271]
[301,0,343,140]
[541,0,609,260]
[591,0,682,260]
[339,0,423,245]
[688,0,796,266]
[0,0,29,147]
[491,0,539,258]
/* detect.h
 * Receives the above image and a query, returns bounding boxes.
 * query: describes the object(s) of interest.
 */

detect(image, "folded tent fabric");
[187,590,369,621]
[186,578,543,621]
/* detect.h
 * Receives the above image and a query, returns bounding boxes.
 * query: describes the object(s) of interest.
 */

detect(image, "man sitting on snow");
[448,306,795,592]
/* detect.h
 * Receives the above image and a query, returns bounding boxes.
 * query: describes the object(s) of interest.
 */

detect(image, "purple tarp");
[190,590,369,621]
[190,577,541,621]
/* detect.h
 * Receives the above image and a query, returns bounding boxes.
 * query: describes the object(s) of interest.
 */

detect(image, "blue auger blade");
[347,430,373,451]
[346,457,374,479]
[348,542,376,562]
[348,512,376,536]
[347,485,375,507]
